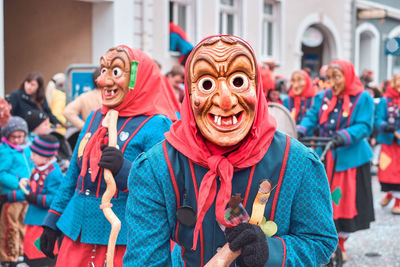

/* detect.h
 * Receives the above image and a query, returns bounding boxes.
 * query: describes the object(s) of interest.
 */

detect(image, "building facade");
[354,0,400,83]
[2,0,358,97]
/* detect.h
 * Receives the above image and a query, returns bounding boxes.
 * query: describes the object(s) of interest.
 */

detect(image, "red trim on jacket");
[49,209,61,216]
[162,141,186,266]
[346,93,362,127]
[274,236,287,267]
[270,136,291,221]
[242,165,256,207]
[121,116,154,153]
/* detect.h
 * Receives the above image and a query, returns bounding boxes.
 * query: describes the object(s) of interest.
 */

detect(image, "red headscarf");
[288,70,316,121]
[165,35,277,249]
[384,75,400,106]
[260,66,276,96]
[80,45,178,182]
[320,60,364,124]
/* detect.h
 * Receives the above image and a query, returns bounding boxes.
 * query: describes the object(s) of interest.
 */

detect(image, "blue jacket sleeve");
[298,91,324,135]
[336,92,374,146]
[43,112,94,230]
[36,167,63,209]
[124,146,177,266]
[7,189,26,202]
[374,98,388,132]
[276,148,338,266]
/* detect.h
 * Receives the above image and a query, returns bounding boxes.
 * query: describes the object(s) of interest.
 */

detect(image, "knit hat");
[1,116,28,138]
[30,134,59,157]
[25,110,48,132]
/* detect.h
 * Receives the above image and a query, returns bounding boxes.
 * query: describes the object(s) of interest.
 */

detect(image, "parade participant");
[39,45,177,266]
[0,97,11,128]
[0,116,32,265]
[1,134,62,266]
[8,72,62,127]
[124,35,337,266]
[284,70,316,124]
[375,73,400,215]
[298,59,374,261]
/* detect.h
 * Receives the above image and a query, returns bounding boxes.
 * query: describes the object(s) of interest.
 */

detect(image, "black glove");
[98,145,124,176]
[384,124,396,133]
[331,134,345,149]
[225,223,269,267]
[0,194,8,205]
[40,226,59,258]
[25,194,37,204]
[297,131,305,139]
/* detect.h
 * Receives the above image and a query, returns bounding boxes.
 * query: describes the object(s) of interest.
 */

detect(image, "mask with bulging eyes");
[188,37,258,147]
[96,49,131,108]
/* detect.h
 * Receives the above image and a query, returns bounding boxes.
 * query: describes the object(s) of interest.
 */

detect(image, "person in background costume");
[1,134,63,266]
[0,117,32,266]
[375,73,400,215]
[284,70,316,124]
[124,35,337,266]
[8,72,62,128]
[298,59,374,261]
[39,45,177,266]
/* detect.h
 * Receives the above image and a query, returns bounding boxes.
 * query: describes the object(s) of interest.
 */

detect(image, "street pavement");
[345,175,400,266]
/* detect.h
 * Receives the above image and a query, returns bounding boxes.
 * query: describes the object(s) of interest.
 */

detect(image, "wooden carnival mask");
[97,48,131,108]
[290,71,307,96]
[188,36,257,147]
[326,65,346,95]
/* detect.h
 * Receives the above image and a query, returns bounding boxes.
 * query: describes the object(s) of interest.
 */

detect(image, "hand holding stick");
[101,109,120,267]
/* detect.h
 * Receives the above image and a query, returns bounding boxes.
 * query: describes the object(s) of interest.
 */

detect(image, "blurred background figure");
[0,97,11,128]
[169,22,194,66]
[63,68,102,131]
[7,72,62,128]
[166,64,185,103]
[361,69,374,87]
[46,73,67,135]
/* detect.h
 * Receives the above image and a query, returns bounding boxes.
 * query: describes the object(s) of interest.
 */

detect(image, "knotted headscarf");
[288,70,316,121]
[80,45,178,182]
[165,35,277,249]
[320,60,364,125]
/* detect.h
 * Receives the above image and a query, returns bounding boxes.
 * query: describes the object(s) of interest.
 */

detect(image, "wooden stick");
[204,243,241,267]
[101,109,121,267]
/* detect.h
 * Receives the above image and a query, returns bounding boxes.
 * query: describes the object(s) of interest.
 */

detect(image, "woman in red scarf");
[284,70,316,124]
[124,35,337,266]
[375,73,400,215]
[298,59,375,261]
[39,45,177,266]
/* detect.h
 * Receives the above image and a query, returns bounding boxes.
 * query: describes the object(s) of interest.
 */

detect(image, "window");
[262,0,281,60]
[219,0,242,35]
[169,0,196,50]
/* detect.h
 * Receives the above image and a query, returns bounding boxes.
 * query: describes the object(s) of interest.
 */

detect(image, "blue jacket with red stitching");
[298,89,373,171]
[7,161,63,225]
[124,131,338,266]
[42,109,172,245]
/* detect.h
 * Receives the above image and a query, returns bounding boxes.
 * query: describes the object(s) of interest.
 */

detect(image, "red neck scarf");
[288,70,316,121]
[80,45,178,182]
[165,35,277,249]
[320,60,364,125]
[384,80,400,106]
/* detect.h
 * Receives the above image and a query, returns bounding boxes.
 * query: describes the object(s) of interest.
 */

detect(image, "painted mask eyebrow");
[110,56,128,68]
[192,55,219,82]
[226,52,255,78]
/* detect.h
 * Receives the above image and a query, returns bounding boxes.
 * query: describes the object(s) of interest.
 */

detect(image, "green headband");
[129,60,139,89]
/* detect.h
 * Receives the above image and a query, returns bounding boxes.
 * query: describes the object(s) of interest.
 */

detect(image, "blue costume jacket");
[43,109,172,245]
[124,131,338,266]
[0,142,32,194]
[298,89,373,171]
[283,96,313,124]
[7,161,63,226]
[375,97,400,145]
